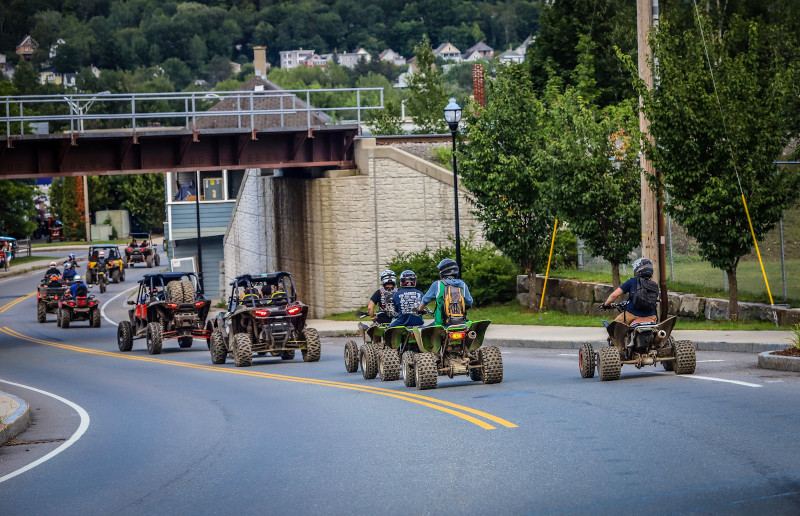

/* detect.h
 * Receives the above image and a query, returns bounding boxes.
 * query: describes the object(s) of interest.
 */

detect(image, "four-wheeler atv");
[125,232,160,268]
[57,282,101,328]
[86,244,126,285]
[116,272,212,354]
[580,302,696,381]
[45,218,64,243]
[344,310,391,380]
[37,277,67,323]
[402,320,500,390]
[209,272,321,367]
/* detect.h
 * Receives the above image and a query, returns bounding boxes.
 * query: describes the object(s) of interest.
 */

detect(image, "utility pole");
[637,0,668,316]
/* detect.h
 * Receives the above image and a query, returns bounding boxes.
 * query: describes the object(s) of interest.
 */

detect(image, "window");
[169,170,245,203]
[227,170,245,199]
[199,171,223,200]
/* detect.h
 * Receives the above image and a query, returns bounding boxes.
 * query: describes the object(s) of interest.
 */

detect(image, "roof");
[231,272,293,286]
[138,272,196,284]
[195,76,333,130]
[89,244,120,249]
[0,236,16,241]
[466,41,493,53]
[129,232,151,237]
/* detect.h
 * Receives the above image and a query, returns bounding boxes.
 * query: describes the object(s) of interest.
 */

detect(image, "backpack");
[441,282,466,325]
[629,277,659,314]
[379,288,396,317]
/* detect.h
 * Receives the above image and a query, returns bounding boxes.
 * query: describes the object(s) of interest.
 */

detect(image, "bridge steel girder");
[0,126,358,179]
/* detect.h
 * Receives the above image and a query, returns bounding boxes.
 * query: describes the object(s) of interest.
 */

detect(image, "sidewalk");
[0,391,30,447]
[307,319,794,353]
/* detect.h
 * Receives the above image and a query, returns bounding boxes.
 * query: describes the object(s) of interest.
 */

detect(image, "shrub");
[387,239,519,306]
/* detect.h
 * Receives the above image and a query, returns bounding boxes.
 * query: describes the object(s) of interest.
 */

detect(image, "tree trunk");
[528,270,538,309]
[611,261,621,288]
[726,267,738,321]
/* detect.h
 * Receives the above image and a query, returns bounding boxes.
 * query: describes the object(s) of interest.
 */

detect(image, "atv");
[209,272,320,367]
[580,302,696,381]
[86,244,126,285]
[57,282,101,328]
[125,232,160,268]
[116,272,212,354]
[402,319,500,390]
[37,278,68,323]
[343,310,397,380]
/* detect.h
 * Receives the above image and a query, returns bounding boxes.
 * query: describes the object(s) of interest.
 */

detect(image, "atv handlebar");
[598,301,627,312]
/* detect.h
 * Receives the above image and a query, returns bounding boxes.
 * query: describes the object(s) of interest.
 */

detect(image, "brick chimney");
[253,45,268,77]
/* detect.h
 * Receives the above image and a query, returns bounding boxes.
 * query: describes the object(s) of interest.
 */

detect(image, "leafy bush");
[387,239,519,306]
[542,226,578,272]
[431,145,452,170]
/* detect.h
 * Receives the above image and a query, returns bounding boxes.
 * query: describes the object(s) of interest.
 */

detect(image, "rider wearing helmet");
[419,258,473,326]
[601,257,658,324]
[367,270,397,324]
[44,261,61,282]
[62,261,77,281]
[387,270,424,328]
[68,275,88,298]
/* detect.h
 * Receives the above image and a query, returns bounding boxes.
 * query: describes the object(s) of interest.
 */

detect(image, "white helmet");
[99,251,105,257]
[50,261,57,267]
[73,275,82,282]
[64,262,72,270]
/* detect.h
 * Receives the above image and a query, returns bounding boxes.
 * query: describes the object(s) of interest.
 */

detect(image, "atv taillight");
[126,248,132,252]
[37,293,41,301]
[287,306,302,315]
[68,301,75,307]
[449,331,466,340]
[167,303,178,309]
[254,309,269,317]
[194,301,204,307]
[54,295,59,300]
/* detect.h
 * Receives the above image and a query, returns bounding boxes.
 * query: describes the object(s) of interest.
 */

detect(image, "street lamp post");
[444,97,463,274]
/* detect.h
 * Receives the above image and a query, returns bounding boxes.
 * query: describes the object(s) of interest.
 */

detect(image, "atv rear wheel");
[401,351,416,387]
[56,308,62,327]
[469,364,483,382]
[117,321,133,351]
[480,346,503,384]
[344,340,359,373]
[61,310,70,329]
[379,348,401,381]
[360,344,379,380]
[146,322,163,355]
[180,279,195,302]
[99,281,106,294]
[146,255,153,268]
[91,309,101,328]
[597,346,621,381]
[155,253,161,266]
[579,342,596,378]
[662,337,676,371]
[302,328,321,362]
[233,333,253,367]
[280,350,295,360]
[111,269,120,283]
[414,352,438,390]
[210,328,227,364]
[674,340,696,375]
[178,336,193,348]
[37,303,46,323]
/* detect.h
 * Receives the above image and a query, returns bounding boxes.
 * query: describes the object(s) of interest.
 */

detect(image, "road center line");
[0,292,36,314]
[0,378,91,484]
[100,285,138,326]
[1,326,517,430]
[648,370,762,388]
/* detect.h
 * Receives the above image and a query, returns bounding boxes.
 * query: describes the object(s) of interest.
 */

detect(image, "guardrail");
[15,238,31,258]
[1,87,384,139]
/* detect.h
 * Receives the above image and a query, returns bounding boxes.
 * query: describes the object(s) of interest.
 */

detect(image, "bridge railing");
[1,87,384,138]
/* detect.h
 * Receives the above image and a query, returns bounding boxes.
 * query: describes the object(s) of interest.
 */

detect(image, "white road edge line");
[101,285,138,326]
[697,360,726,363]
[649,371,761,388]
[0,379,91,484]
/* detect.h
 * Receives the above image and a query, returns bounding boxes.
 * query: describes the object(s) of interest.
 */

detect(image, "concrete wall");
[223,138,485,316]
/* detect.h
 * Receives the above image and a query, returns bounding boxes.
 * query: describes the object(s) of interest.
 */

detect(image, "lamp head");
[444,97,461,132]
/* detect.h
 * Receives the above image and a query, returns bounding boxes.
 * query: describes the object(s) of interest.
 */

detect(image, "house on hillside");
[379,49,406,67]
[337,48,371,69]
[166,76,334,299]
[0,54,13,79]
[462,41,493,61]
[433,42,462,62]
[515,35,535,57]
[16,35,38,61]
[280,48,315,69]
[497,47,525,65]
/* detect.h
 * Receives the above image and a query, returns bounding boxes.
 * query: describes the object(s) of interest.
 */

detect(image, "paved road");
[1,259,800,514]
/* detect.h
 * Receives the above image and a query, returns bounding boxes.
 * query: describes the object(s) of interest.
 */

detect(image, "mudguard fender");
[467,320,492,351]
[420,325,447,353]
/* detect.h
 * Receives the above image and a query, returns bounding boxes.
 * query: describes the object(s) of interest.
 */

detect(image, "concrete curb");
[758,351,800,372]
[0,393,31,446]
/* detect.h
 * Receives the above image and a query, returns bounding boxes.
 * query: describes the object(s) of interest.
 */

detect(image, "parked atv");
[344,310,398,381]
[86,244,126,285]
[580,302,696,381]
[37,278,67,323]
[57,283,101,328]
[210,272,320,367]
[116,272,212,354]
[125,232,159,268]
[402,320,500,390]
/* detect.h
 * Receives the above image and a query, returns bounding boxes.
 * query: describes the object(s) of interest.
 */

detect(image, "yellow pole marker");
[540,219,558,310]
[741,194,778,326]
[1,326,517,430]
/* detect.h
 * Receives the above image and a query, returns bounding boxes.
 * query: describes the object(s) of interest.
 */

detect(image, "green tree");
[459,63,556,307]
[405,34,448,134]
[0,180,37,238]
[161,58,194,90]
[635,16,800,319]
[120,173,165,233]
[12,61,40,95]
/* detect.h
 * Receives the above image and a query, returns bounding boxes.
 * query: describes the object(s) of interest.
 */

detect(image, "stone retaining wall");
[517,274,800,325]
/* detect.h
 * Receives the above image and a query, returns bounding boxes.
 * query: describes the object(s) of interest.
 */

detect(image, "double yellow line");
[0,291,37,313]
[0,320,517,430]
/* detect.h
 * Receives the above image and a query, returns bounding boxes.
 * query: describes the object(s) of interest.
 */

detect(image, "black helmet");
[380,269,396,287]
[437,258,459,279]
[633,258,654,278]
[399,270,417,288]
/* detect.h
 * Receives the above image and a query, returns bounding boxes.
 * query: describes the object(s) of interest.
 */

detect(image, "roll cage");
[136,272,202,304]
[227,272,297,312]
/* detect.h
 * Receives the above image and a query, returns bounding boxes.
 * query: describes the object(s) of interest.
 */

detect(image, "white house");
[280,48,316,69]
[337,48,371,69]
[379,48,406,66]
[433,42,462,62]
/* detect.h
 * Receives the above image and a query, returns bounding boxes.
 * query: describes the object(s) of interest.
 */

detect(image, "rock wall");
[223,138,485,317]
[517,275,800,325]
